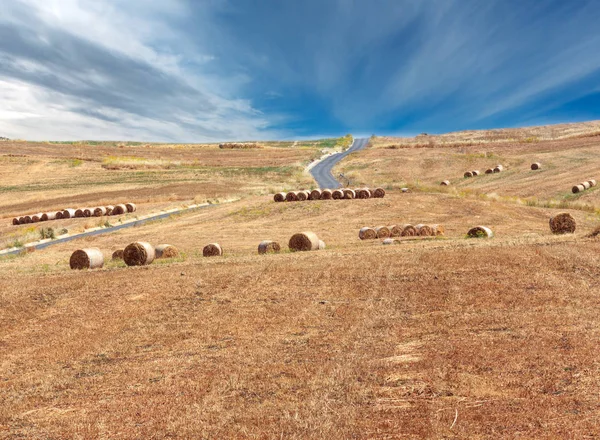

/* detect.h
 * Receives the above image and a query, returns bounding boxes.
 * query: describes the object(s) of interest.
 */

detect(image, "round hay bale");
[55,211,64,220]
[111,249,124,260]
[203,243,223,257]
[70,248,104,270]
[415,224,434,236]
[31,213,43,223]
[123,241,155,266]
[531,162,541,170]
[467,226,494,238]
[440,180,450,186]
[343,189,356,199]
[155,244,179,259]
[62,209,76,219]
[572,184,585,194]
[389,225,402,237]
[83,208,93,217]
[375,226,391,239]
[274,192,286,202]
[493,165,504,173]
[359,227,377,240]
[582,181,591,190]
[125,203,136,213]
[588,179,597,187]
[23,215,32,224]
[258,240,281,254]
[485,168,494,174]
[41,212,56,222]
[357,188,372,199]
[549,213,576,234]
[12,217,20,226]
[373,187,386,198]
[464,171,473,178]
[431,224,445,236]
[105,205,114,215]
[318,240,326,250]
[401,224,417,236]
[18,217,25,224]
[285,191,299,202]
[320,189,333,200]
[332,189,344,200]
[112,204,127,215]
[382,238,397,245]
[471,170,480,176]
[93,206,107,217]
[289,231,320,251]
[74,208,85,218]
[297,190,309,201]
[309,189,322,200]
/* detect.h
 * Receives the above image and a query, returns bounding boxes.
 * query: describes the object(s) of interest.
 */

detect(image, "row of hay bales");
[274,187,385,202]
[572,179,597,194]
[71,232,327,270]
[464,165,504,178]
[12,203,136,226]
[359,224,445,240]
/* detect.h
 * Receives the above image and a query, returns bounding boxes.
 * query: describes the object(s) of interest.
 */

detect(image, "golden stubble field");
[2,123,600,438]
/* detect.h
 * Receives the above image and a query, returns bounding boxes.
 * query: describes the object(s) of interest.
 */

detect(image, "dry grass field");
[2,122,600,438]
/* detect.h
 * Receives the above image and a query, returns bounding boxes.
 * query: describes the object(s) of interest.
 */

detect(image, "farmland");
[2,123,600,438]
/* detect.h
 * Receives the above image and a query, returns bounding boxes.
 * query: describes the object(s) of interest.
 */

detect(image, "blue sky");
[1,0,600,142]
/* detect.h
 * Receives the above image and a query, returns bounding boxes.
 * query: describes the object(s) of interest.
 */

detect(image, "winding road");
[310,137,369,188]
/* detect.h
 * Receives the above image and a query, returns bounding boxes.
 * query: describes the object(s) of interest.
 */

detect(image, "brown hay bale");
[464,171,473,178]
[83,208,93,217]
[126,203,137,213]
[274,192,286,202]
[440,180,450,186]
[531,162,541,170]
[55,211,64,220]
[112,204,127,215]
[588,179,597,187]
[431,224,445,236]
[12,217,20,226]
[467,226,494,238]
[359,227,377,240]
[62,209,76,219]
[549,213,576,234]
[31,213,43,223]
[155,244,179,259]
[285,191,299,202]
[493,165,504,173]
[289,231,320,251]
[74,208,85,218]
[373,187,386,198]
[123,242,155,266]
[318,240,326,250]
[582,181,591,190]
[320,189,333,200]
[18,217,25,224]
[389,225,402,237]
[357,188,372,199]
[70,248,104,270]
[343,189,356,199]
[415,224,434,236]
[309,189,322,200]
[93,206,107,217]
[586,225,600,238]
[332,189,344,199]
[297,190,309,201]
[258,240,281,254]
[471,170,480,176]
[105,205,114,215]
[111,249,124,260]
[572,184,585,194]
[203,243,223,257]
[401,224,417,236]
[375,226,391,239]
[23,215,32,224]
[485,168,494,174]
[41,212,56,221]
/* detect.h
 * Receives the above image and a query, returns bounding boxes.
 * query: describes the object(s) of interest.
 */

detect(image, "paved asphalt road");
[309,137,369,188]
